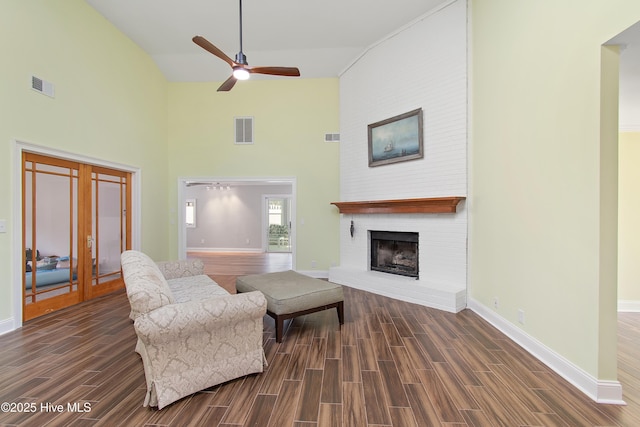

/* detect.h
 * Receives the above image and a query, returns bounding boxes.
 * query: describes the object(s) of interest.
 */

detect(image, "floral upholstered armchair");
[120,250,267,409]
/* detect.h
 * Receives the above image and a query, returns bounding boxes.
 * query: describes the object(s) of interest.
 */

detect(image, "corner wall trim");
[468,298,626,405]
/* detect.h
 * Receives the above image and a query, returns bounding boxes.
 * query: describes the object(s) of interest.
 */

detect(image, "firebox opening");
[370,231,419,278]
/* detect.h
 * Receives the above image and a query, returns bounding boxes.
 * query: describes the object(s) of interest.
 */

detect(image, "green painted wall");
[0,0,169,323]
[470,0,640,380]
[166,79,340,270]
[619,132,640,302]
[0,2,339,328]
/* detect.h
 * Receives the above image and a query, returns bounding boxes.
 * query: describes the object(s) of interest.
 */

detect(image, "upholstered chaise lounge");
[120,250,267,409]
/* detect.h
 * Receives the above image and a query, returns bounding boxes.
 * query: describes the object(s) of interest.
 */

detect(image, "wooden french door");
[22,153,131,321]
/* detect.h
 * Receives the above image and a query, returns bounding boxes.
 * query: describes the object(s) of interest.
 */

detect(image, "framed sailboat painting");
[368,108,423,167]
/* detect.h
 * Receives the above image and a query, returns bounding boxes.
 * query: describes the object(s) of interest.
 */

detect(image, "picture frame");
[368,108,423,167]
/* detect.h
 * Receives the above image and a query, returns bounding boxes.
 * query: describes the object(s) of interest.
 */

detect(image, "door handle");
[87,235,93,249]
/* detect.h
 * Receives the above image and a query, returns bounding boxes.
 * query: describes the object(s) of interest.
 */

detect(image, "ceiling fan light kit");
[233,67,250,81]
[193,0,300,91]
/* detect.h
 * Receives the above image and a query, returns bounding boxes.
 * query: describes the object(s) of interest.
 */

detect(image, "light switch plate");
[0,220,6,233]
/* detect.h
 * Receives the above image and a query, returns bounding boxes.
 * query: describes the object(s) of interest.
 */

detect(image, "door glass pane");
[121,178,127,252]
[92,173,98,285]
[24,162,78,304]
[93,172,124,285]
[267,197,291,253]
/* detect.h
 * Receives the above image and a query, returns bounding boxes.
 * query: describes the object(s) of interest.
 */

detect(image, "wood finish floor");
[1,252,639,426]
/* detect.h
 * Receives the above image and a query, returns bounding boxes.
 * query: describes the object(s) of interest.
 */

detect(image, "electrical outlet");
[518,309,525,324]
[200,239,205,244]
[493,297,499,309]
[311,260,317,269]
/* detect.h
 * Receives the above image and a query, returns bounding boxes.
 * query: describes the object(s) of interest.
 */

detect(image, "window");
[185,199,196,228]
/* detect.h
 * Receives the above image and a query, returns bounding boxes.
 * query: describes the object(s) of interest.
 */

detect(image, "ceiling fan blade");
[217,75,238,92]
[193,35,235,67]
[248,66,301,77]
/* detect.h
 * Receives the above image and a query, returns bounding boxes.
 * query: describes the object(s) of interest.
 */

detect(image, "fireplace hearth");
[370,231,419,278]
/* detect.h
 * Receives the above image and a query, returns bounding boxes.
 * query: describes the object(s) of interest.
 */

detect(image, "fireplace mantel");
[331,197,465,214]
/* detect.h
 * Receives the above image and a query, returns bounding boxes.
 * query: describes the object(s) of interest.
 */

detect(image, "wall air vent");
[235,116,254,144]
[31,75,55,98]
[324,133,340,142]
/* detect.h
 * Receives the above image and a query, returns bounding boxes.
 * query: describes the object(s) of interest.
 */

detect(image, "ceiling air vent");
[324,133,340,142]
[235,117,254,144]
[31,75,55,98]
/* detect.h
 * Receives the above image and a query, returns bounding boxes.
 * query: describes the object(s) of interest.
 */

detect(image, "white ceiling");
[85,1,638,130]
[85,0,449,82]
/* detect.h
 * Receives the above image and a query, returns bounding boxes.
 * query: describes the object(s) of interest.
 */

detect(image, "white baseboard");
[618,300,640,312]
[297,270,329,279]
[187,247,263,253]
[468,298,626,405]
[0,317,17,336]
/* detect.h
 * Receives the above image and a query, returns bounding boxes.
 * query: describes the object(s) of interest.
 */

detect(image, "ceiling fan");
[193,0,301,92]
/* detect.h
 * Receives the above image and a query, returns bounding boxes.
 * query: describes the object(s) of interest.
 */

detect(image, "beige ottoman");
[236,270,344,342]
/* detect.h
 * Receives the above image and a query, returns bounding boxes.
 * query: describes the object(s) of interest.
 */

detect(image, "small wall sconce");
[350,220,355,238]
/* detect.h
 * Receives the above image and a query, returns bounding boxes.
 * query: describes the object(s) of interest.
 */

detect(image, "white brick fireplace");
[329,0,468,312]
[329,199,467,312]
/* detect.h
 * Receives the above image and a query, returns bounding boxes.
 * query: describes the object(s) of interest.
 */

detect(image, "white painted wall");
[331,0,467,312]
[185,184,291,251]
